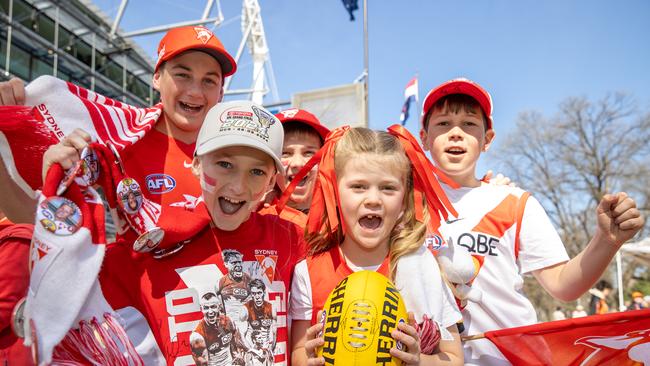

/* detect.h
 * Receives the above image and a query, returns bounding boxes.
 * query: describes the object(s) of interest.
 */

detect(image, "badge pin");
[133,227,165,253]
[152,241,187,259]
[117,178,143,215]
[105,141,125,176]
[37,196,83,236]
[11,297,26,338]
[77,147,100,186]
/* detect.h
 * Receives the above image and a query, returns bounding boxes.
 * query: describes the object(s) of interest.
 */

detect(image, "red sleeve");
[0,225,32,332]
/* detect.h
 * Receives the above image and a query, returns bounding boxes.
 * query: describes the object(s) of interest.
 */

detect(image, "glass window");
[13,0,34,31]
[35,12,55,44]
[75,41,92,67]
[9,43,29,79]
[0,0,10,15]
[31,57,52,79]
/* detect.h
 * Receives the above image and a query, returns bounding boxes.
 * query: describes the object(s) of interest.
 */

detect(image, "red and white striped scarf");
[0,75,162,197]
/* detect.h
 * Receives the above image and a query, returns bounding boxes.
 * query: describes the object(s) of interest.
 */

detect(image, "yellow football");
[317,270,408,365]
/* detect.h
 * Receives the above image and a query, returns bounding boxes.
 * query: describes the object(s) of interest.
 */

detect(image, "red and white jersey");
[121,125,201,209]
[439,183,569,366]
[100,212,306,366]
[290,245,460,331]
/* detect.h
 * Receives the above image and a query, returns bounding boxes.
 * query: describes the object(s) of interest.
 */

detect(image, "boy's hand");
[390,312,421,365]
[483,170,516,187]
[0,78,25,105]
[596,192,644,247]
[42,128,93,181]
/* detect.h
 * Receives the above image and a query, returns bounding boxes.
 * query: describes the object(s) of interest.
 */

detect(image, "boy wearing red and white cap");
[420,78,644,365]
[0,25,236,221]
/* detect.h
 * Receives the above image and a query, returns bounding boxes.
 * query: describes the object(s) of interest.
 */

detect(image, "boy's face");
[420,108,495,186]
[153,51,224,139]
[281,130,322,210]
[192,146,276,231]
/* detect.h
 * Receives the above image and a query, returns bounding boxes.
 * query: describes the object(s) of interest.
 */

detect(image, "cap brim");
[195,135,284,173]
[156,47,237,77]
[284,119,330,141]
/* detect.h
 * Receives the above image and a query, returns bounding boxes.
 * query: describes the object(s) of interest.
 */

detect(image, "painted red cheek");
[202,172,217,186]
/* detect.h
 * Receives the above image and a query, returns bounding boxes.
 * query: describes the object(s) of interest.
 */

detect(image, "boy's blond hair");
[305,127,428,280]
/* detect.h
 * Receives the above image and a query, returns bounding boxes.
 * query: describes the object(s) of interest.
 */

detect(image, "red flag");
[485,309,650,365]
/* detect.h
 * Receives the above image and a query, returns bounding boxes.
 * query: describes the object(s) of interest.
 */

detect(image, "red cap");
[155,25,237,76]
[421,78,493,130]
[275,108,331,141]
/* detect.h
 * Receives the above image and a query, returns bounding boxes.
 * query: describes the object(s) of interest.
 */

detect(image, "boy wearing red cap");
[258,108,330,226]
[419,78,644,365]
[0,25,236,221]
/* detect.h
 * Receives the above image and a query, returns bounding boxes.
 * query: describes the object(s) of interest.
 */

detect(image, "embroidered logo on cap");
[220,106,276,142]
[158,44,166,61]
[194,26,213,44]
[252,105,276,141]
[279,109,299,119]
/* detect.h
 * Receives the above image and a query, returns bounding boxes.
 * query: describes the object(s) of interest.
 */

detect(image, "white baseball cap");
[195,100,284,172]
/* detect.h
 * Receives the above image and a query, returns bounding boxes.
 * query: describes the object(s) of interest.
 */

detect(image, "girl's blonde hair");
[305,127,429,280]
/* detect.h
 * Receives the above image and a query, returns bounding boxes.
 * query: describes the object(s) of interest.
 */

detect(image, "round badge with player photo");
[37,196,83,236]
[117,178,143,215]
[56,159,84,195]
[133,227,165,253]
[77,147,100,186]
[55,147,101,195]
[11,297,26,338]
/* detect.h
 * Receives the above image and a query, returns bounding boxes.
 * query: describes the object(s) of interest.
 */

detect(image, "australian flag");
[341,0,359,21]
[400,77,418,125]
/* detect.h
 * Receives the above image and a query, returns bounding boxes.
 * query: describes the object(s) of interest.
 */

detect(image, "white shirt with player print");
[439,183,569,366]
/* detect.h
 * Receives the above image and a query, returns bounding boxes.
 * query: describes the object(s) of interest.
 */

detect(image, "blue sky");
[94,0,650,175]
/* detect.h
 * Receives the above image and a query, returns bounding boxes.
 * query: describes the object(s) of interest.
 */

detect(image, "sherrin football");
[317,270,408,365]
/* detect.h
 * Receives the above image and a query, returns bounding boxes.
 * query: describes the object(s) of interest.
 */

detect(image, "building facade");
[0,0,156,106]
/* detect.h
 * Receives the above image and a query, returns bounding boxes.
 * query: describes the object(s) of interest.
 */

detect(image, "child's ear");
[483,129,496,152]
[419,128,430,152]
[152,71,162,91]
[191,156,202,178]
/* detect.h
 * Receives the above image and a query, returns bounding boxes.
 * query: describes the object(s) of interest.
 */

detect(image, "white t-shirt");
[439,183,569,366]
[290,245,461,333]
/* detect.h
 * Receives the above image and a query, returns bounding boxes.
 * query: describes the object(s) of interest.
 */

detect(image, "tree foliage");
[489,93,650,320]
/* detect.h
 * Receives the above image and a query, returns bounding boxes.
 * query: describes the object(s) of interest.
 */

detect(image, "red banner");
[484,309,650,365]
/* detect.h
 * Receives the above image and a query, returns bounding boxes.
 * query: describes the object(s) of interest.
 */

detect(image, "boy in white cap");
[40,100,304,364]
[0,25,236,222]
[419,78,644,365]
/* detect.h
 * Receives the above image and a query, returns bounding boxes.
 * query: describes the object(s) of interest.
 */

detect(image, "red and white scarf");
[0,75,162,197]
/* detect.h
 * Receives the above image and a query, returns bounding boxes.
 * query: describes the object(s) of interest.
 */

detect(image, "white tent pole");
[616,251,625,311]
